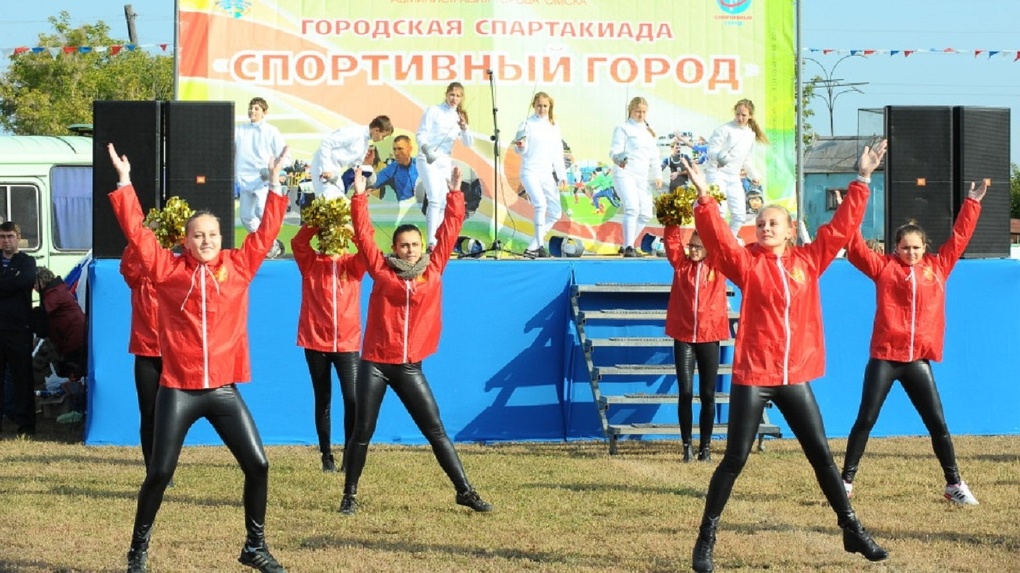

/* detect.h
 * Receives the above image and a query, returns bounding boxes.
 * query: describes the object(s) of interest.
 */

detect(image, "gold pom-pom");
[302,196,353,255]
[654,184,725,226]
[143,196,195,249]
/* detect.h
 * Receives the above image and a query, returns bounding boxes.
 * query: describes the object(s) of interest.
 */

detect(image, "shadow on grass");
[298,533,641,571]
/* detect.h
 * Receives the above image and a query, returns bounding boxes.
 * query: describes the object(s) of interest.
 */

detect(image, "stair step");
[608,422,782,438]
[596,364,734,377]
[586,337,734,349]
[573,283,671,295]
[578,309,739,322]
[601,393,731,406]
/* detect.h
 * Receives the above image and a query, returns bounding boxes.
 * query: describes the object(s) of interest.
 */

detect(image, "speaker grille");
[954,107,1010,258]
[883,106,955,252]
[92,101,163,258]
[163,102,236,250]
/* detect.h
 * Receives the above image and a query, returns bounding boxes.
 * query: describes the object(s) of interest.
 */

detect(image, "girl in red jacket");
[291,224,366,473]
[338,167,492,516]
[119,244,162,478]
[685,141,889,573]
[840,181,986,505]
[108,144,289,573]
[663,227,730,462]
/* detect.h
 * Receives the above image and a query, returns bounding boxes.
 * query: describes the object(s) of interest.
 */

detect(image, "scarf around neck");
[385,252,431,280]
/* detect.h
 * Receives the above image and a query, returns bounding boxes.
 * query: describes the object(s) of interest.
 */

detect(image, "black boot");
[838,511,888,562]
[692,516,719,573]
[682,442,694,463]
[697,445,712,462]
[321,452,336,473]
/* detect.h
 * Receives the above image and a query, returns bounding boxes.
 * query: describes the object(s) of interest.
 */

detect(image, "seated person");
[33,267,86,379]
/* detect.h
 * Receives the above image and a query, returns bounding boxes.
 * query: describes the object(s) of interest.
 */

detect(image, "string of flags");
[808,48,1020,61]
[1,44,172,58]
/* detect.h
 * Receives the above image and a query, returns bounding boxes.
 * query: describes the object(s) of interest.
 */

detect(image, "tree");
[1010,163,1020,219]
[800,77,818,146]
[0,11,172,135]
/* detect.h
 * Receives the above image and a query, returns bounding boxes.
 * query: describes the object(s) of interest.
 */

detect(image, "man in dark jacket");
[0,221,37,436]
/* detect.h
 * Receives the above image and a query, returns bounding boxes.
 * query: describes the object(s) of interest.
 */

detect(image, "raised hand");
[268,146,289,179]
[858,139,888,178]
[107,143,131,183]
[351,167,367,196]
[967,179,989,202]
[448,166,462,191]
[681,156,708,197]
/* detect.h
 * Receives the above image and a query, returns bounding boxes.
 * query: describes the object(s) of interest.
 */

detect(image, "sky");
[1,0,1018,163]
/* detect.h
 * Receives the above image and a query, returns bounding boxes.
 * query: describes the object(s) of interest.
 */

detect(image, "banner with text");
[179,0,795,252]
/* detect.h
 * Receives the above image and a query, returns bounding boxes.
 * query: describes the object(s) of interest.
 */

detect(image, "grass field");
[0,421,1017,573]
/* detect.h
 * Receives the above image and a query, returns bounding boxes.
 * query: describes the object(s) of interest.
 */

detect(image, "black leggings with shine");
[131,385,269,548]
[701,382,852,522]
[842,358,960,485]
[133,355,162,470]
[304,349,358,455]
[343,360,471,495]
[673,340,720,447]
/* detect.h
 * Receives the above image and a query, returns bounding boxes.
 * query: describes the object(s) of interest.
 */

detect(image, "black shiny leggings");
[130,385,269,549]
[701,383,852,522]
[304,349,358,455]
[343,360,470,495]
[842,358,960,485]
[673,340,720,447]
[133,355,162,470]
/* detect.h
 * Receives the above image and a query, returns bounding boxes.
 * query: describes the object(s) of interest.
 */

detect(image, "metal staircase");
[570,282,782,454]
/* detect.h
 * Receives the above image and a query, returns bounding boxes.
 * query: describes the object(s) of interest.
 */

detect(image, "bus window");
[51,165,93,250]
[0,184,41,251]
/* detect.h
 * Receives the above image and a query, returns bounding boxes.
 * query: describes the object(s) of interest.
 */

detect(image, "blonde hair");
[735,99,769,144]
[756,205,795,249]
[446,82,468,124]
[532,92,556,124]
[626,96,655,138]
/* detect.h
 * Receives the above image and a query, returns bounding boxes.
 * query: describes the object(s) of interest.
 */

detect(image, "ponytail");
[735,99,769,144]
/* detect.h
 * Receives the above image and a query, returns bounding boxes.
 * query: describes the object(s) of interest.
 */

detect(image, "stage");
[85,256,1020,446]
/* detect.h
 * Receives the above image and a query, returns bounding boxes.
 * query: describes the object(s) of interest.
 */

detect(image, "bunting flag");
[1,43,172,58]
[806,47,1020,60]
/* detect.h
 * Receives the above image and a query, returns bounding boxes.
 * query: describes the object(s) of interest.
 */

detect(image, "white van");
[0,135,92,279]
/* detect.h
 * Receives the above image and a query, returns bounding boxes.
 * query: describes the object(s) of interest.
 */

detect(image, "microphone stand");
[462,69,525,259]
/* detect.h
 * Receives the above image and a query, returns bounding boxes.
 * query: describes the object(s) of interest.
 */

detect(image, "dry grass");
[0,423,1017,573]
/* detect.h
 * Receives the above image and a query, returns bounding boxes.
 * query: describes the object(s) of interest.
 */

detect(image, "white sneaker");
[266,239,285,259]
[843,480,854,499]
[944,481,979,505]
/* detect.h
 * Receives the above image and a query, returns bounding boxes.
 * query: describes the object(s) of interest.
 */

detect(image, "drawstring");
[180,264,220,310]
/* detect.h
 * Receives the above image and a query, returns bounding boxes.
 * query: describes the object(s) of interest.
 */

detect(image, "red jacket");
[120,244,161,357]
[663,226,730,343]
[352,190,464,364]
[292,225,366,353]
[39,279,85,355]
[846,198,980,362]
[693,180,870,386]
[109,184,286,390]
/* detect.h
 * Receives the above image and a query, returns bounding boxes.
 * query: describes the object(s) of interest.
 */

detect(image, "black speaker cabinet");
[92,101,163,258]
[954,106,1010,258]
[163,102,236,250]
[883,106,956,253]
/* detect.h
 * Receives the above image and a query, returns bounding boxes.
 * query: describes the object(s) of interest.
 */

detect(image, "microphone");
[486,69,493,75]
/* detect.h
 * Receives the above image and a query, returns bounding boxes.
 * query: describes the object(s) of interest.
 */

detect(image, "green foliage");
[0,11,173,135]
[800,76,819,146]
[1010,163,1020,219]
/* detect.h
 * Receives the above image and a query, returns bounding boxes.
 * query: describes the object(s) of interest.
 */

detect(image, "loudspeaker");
[92,101,163,258]
[163,102,235,249]
[883,106,955,253]
[954,106,1010,258]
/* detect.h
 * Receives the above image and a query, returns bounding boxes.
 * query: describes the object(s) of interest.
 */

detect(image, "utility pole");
[124,4,138,45]
[803,55,868,135]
